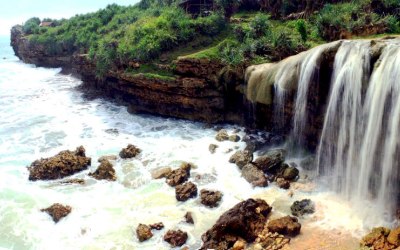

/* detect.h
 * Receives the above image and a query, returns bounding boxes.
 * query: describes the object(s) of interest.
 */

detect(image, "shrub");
[296,19,308,42]
[249,14,271,38]
[23,17,40,34]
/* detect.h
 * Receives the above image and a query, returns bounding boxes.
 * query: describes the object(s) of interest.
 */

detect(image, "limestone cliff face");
[11,26,244,124]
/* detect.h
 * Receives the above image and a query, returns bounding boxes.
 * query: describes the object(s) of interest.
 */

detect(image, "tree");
[216,0,240,20]
[23,17,41,34]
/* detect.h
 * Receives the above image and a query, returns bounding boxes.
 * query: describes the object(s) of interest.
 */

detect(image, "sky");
[0,0,140,36]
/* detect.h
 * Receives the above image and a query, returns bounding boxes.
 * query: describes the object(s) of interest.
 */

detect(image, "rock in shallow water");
[290,199,315,217]
[164,229,188,247]
[283,166,299,181]
[229,150,253,169]
[253,149,286,173]
[149,222,164,230]
[136,224,153,242]
[151,167,172,179]
[209,144,218,154]
[89,160,117,181]
[200,189,223,208]
[200,198,272,249]
[361,227,394,249]
[166,163,191,186]
[175,182,197,201]
[241,163,268,187]
[28,146,91,181]
[267,216,301,236]
[119,144,141,159]
[184,212,194,224]
[41,203,72,223]
[276,177,290,189]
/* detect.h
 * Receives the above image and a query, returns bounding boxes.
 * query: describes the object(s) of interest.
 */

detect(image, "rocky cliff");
[11,25,245,124]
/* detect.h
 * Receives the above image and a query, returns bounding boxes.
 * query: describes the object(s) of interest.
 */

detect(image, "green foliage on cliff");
[21,0,399,76]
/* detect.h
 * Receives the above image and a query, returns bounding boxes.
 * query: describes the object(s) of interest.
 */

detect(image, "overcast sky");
[0,0,140,36]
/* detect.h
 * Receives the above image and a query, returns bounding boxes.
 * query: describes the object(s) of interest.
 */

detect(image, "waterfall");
[317,39,400,219]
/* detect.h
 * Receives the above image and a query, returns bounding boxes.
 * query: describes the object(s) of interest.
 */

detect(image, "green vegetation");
[21,0,399,77]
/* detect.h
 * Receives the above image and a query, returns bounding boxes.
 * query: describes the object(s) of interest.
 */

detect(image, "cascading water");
[317,39,400,220]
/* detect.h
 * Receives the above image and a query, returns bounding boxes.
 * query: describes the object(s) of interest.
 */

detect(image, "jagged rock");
[119,144,141,159]
[253,149,286,173]
[136,224,153,242]
[361,227,394,249]
[164,229,188,247]
[200,199,272,250]
[149,222,164,230]
[97,155,117,163]
[185,212,194,224]
[175,182,198,201]
[41,203,72,223]
[216,129,229,141]
[28,146,91,181]
[151,167,172,179]
[387,227,400,246]
[229,150,253,169]
[276,178,290,189]
[89,160,116,181]
[209,144,218,154]
[200,189,223,208]
[242,163,268,187]
[291,199,315,217]
[166,163,191,186]
[283,166,299,181]
[267,216,301,236]
[229,134,241,142]
[232,239,246,250]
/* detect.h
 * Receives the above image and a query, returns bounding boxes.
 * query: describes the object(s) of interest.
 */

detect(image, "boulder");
[119,144,141,159]
[41,203,72,223]
[164,229,188,247]
[28,146,91,181]
[216,129,229,141]
[283,166,299,181]
[209,144,218,154]
[175,182,198,202]
[276,178,290,189]
[253,149,286,173]
[387,227,400,246]
[97,155,117,163]
[149,222,164,230]
[291,199,315,217]
[241,163,268,187]
[200,189,223,208]
[166,163,191,187]
[267,216,301,236]
[136,224,153,242]
[185,212,194,224]
[229,134,241,142]
[361,227,393,249]
[151,167,172,179]
[89,160,117,181]
[200,199,272,250]
[229,150,253,169]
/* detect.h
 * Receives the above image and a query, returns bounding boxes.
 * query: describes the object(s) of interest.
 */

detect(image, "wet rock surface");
[28,146,91,181]
[282,166,299,181]
[229,134,241,142]
[89,160,117,181]
[253,149,286,173]
[175,182,198,202]
[361,227,396,249]
[291,199,315,217]
[136,224,153,242]
[216,129,229,141]
[241,163,268,187]
[200,189,223,208]
[119,144,141,159]
[185,212,194,224]
[41,203,72,223]
[164,229,188,247]
[166,163,191,186]
[209,144,218,154]
[255,227,291,250]
[267,216,301,236]
[229,150,253,169]
[200,198,272,249]
[149,222,165,230]
[276,177,290,189]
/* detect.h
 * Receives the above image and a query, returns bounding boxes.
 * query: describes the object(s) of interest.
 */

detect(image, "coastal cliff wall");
[11,25,246,125]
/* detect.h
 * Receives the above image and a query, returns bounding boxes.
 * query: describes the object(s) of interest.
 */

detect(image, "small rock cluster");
[215,129,241,142]
[361,227,400,249]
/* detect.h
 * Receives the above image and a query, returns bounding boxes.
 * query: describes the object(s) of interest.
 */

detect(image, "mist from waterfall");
[316,39,400,220]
